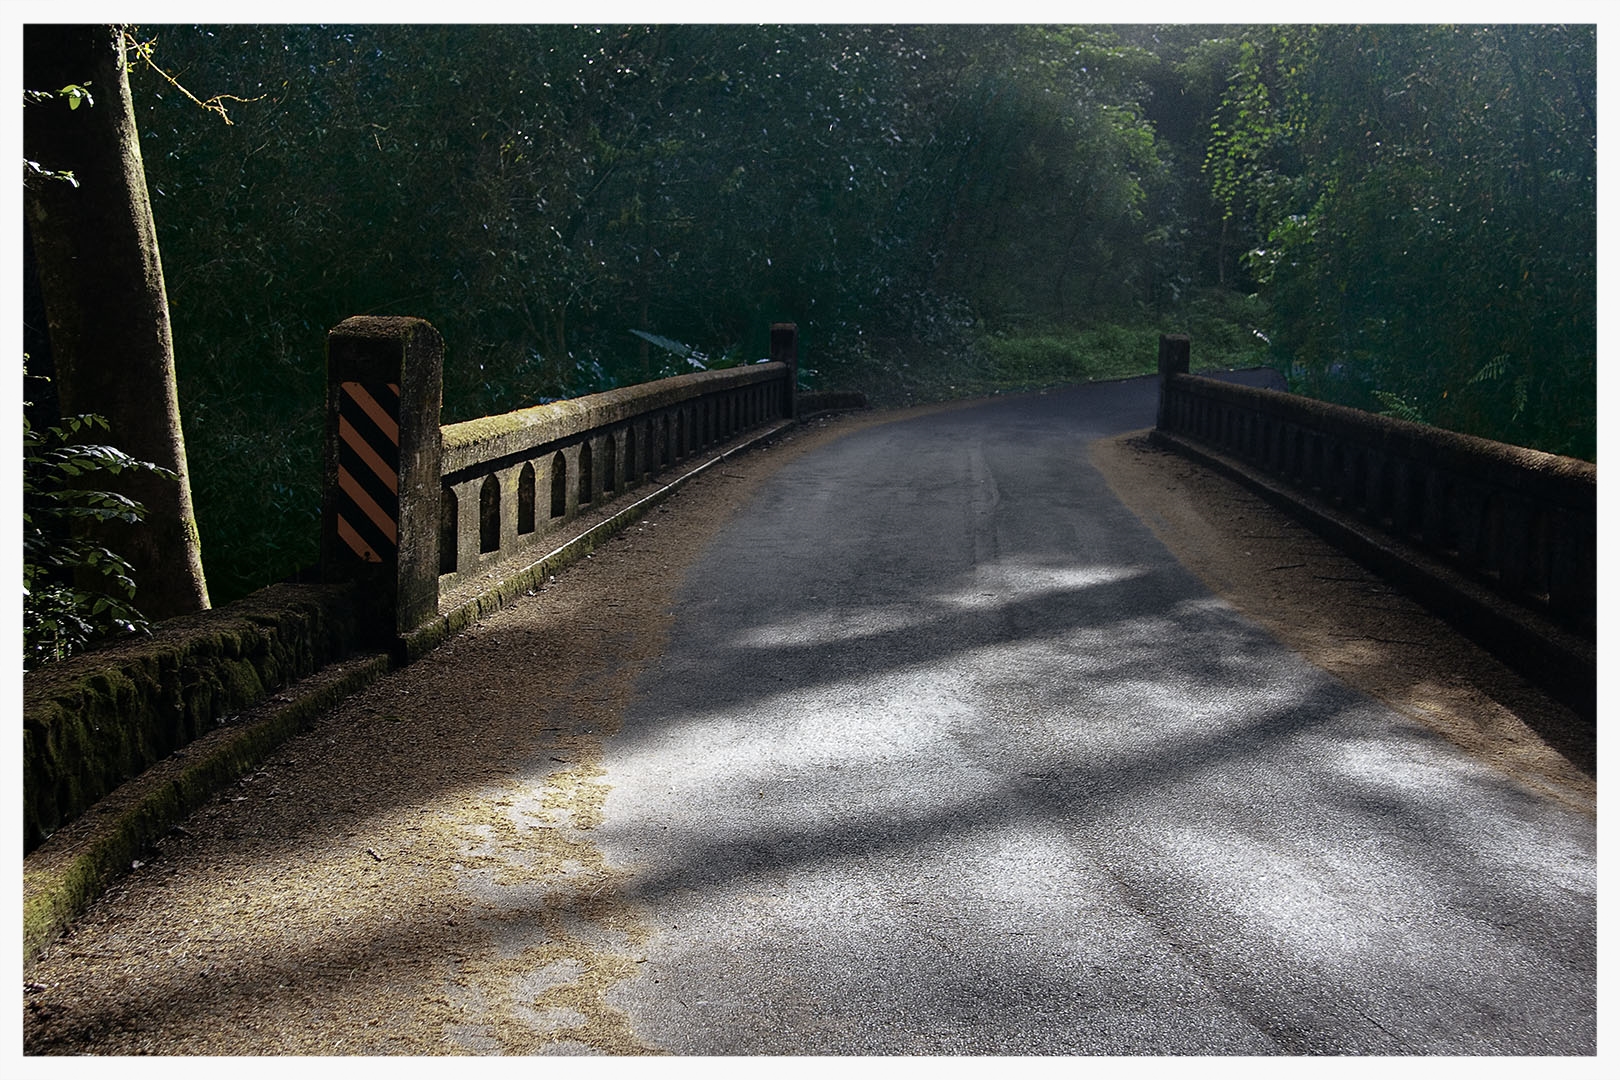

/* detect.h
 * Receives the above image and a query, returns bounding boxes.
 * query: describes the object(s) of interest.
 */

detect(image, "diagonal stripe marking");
[339,416,399,493]
[337,514,382,562]
[342,381,400,445]
[338,465,399,543]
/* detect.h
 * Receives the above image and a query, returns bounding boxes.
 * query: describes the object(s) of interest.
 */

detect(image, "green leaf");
[59,82,93,109]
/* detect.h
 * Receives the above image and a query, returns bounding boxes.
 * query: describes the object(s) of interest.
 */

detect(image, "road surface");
[597,377,1595,1054]
[21,375,1594,1058]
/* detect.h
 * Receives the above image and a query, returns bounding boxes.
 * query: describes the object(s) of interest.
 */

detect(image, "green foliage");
[23,83,93,188]
[815,290,1272,407]
[61,83,93,110]
[23,366,177,668]
[1371,390,1427,425]
[980,324,1165,390]
[24,83,93,110]
[1207,25,1595,460]
[87,24,1593,603]
[124,24,1217,600]
[1204,40,1288,226]
[1180,288,1273,369]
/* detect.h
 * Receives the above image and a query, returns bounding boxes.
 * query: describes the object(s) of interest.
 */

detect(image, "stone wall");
[23,582,364,852]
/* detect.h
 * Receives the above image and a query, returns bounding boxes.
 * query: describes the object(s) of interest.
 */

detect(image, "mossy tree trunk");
[24,23,209,620]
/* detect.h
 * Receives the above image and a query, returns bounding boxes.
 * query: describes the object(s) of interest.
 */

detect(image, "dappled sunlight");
[727,560,1153,653]
[1350,677,1596,818]
[1319,737,1596,899]
[731,603,923,649]
[930,562,1151,610]
[1328,733,1493,798]
[1157,826,1390,959]
[604,540,1594,1051]
[28,744,653,1053]
[606,589,1343,879]
[1134,739,1598,1054]
[582,387,1594,1051]
[621,558,1296,740]
[603,670,996,829]
[612,572,1312,786]
[603,540,1370,874]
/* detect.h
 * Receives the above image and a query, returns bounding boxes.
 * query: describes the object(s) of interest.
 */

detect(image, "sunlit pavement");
[595,376,1595,1054]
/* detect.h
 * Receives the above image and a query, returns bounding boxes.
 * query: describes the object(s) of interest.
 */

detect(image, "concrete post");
[321,316,444,640]
[771,322,799,420]
[1157,333,1190,430]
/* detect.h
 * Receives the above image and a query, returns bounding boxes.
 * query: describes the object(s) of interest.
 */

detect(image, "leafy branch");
[22,82,93,188]
[122,30,265,125]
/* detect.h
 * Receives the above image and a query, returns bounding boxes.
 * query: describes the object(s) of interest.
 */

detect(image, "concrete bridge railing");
[437,359,791,596]
[320,317,800,655]
[1153,334,1596,718]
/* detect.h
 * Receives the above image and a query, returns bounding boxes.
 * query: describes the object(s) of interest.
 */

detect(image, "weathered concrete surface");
[439,362,787,474]
[598,375,1595,1054]
[23,581,367,853]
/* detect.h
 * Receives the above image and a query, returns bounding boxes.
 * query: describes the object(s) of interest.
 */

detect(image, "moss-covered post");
[1157,333,1190,430]
[321,317,444,641]
[771,322,799,420]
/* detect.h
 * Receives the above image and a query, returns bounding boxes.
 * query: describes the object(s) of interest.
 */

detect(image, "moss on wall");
[22,581,364,852]
[23,651,391,965]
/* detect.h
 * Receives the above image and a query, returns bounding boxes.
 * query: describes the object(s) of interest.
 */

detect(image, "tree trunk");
[24,23,209,619]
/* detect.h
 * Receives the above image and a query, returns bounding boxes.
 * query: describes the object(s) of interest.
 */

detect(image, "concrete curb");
[1150,429,1596,730]
[22,418,799,968]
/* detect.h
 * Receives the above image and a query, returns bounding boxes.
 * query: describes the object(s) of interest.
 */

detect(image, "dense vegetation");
[1206,25,1595,460]
[25,24,1595,611]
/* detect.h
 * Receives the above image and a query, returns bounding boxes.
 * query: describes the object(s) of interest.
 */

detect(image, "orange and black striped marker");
[334,381,400,563]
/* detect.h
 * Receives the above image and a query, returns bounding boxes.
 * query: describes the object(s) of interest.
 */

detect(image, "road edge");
[1091,428,1594,815]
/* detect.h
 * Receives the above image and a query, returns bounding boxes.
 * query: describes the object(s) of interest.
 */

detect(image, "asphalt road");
[596,376,1596,1054]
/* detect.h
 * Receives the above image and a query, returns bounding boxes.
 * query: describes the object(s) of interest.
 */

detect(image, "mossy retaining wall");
[22,581,366,853]
[22,651,390,965]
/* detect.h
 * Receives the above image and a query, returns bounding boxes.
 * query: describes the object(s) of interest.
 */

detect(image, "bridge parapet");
[1154,335,1595,717]
[436,361,791,598]
[320,317,799,651]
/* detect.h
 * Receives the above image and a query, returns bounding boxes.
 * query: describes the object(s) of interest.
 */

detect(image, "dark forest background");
[25,24,1597,607]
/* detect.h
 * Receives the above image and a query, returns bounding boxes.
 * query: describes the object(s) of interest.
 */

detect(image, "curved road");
[19,375,1594,1058]
[597,376,1595,1054]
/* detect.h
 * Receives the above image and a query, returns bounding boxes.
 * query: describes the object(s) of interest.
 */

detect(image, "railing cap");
[440,361,789,476]
[1167,372,1596,488]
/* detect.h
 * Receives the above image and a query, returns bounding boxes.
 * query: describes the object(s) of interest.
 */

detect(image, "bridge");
[21,322,1596,1054]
